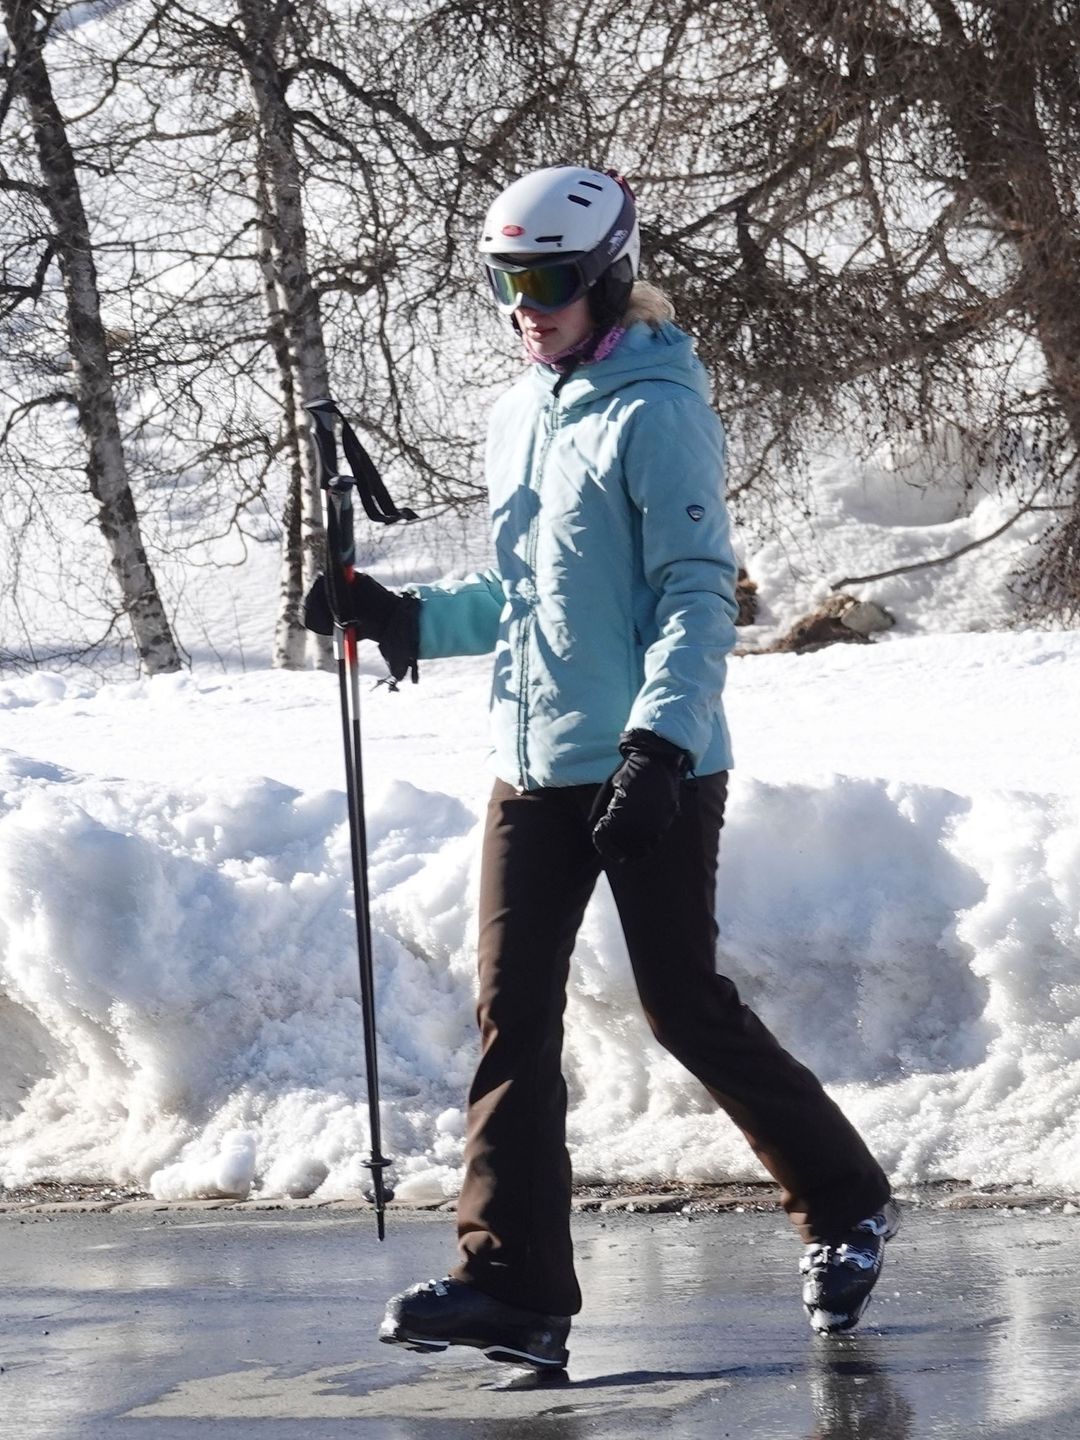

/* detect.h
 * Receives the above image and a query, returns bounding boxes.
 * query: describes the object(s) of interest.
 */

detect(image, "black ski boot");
[800,1199,901,1334]
[379,1278,570,1369]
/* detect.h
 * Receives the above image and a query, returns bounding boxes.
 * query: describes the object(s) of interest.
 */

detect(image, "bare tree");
[1,0,182,672]
[253,169,307,667]
[154,0,600,664]
[232,0,334,669]
[2,0,617,672]
[12,0,1074,662]
[590,0,1080,613]
[143,0,339,669]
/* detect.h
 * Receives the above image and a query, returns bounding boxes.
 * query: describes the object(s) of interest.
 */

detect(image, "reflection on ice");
[985,1227,1080,1428]
[807,1348,913,1440]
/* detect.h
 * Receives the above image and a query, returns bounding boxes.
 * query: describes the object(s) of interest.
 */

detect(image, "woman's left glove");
[302,572,420,684]
[590,729,691,864]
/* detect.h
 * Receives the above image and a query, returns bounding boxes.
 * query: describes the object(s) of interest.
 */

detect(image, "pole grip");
[321,480,356,621]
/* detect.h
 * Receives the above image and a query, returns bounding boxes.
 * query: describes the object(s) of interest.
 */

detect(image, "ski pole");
[306,398,413,1240]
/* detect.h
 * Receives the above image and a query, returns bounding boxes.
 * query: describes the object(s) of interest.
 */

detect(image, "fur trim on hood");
[624,280,675,330]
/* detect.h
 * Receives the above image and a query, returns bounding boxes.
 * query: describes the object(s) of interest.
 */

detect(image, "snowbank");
[2,632,1078,1200]
[740,430,1051,641]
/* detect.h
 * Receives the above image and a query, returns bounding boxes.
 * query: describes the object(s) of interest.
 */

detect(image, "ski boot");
[379,1277,570,1369]
[800,1199,901,1334]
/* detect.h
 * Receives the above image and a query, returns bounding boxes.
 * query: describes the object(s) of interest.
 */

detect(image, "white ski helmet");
[479,165,640,320]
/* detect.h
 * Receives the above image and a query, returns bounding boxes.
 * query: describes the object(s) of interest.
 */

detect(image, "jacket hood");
[527,320,710,409]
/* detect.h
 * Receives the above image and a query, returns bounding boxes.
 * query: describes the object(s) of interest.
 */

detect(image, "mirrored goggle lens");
[487,262,584,313]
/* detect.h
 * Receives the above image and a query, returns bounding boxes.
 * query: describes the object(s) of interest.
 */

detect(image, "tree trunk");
[933,5,1080,608]
[774,0,1080,611]
[256,174,308,669]
[238,0,333,670]
[3,0,182,675]
[936,5,1080,448]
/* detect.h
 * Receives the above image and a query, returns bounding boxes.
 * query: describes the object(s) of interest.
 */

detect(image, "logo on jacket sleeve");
[686,504,705,522]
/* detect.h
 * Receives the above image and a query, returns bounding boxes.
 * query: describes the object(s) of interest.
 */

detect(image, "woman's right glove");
[302,572,420,684]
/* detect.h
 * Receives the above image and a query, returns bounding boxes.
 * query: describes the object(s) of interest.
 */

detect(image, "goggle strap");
[577,186,636,290]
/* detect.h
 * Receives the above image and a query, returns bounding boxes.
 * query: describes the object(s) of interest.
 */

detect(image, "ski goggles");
[485,259,587,315]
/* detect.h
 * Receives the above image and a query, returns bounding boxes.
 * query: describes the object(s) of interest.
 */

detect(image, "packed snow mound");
[739,431,1051,642]
[151,1129,257,1201]
[1,634,1079,1199]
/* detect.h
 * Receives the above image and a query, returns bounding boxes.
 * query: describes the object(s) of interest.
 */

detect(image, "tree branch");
[0,389,78,445]
[830,491,1045,591]
[0,239,55,313]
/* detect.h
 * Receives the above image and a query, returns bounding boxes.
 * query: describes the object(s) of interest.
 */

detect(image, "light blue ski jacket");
[412,319,738,789]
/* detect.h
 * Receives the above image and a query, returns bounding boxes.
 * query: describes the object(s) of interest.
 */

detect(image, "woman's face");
[517,295,593,358]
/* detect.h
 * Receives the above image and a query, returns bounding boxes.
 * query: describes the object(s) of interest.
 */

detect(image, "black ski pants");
[452,773,891,1317]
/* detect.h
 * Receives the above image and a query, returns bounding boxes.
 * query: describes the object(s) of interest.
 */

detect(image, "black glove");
[302,572,420,684]
[590,729,691,864]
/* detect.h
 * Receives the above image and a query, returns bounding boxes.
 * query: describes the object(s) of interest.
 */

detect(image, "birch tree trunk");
[255,173,307,670]
[3,0,182,674]
[237,0,333,670]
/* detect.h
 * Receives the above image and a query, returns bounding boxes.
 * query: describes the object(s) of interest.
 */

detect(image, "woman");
[307,166,897,1370]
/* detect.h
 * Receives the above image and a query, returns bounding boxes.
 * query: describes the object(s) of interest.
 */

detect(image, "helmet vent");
[579,180,604,191]
[567,194,592,206]
[534,234,563,243]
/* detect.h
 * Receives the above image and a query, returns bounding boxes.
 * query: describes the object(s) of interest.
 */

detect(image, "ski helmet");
[479,166,640,325]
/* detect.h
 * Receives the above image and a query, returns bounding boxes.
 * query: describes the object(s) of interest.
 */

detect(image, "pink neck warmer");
[523,325,626,373]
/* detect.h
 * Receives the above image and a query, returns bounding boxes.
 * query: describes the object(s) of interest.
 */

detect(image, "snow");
[2,564,1079,1200]
[736,427,1050,642]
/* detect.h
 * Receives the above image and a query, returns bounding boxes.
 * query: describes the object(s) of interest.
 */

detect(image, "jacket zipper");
[516,394,559,788]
